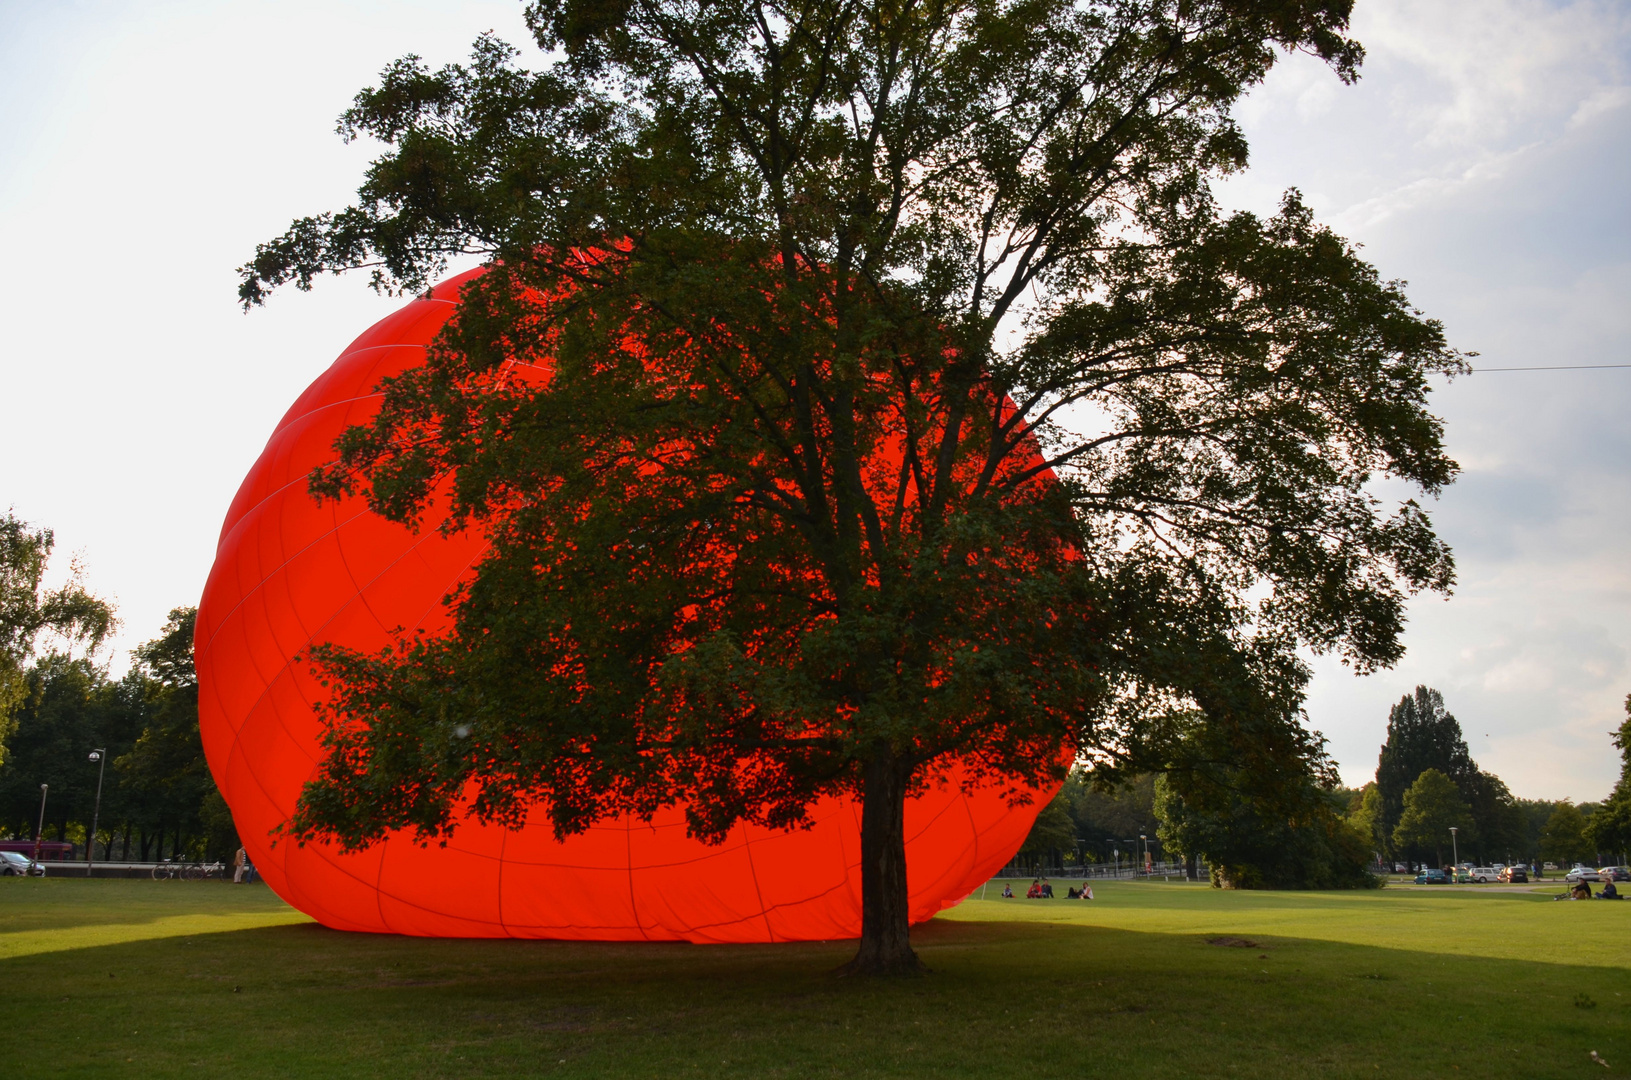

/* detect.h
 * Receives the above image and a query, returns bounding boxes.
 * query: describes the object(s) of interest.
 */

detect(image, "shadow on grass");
[3,911,1627,1079]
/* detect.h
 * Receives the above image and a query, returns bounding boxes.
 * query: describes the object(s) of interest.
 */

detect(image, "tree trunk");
[841,750,924,976]
[1184,853,1197,882]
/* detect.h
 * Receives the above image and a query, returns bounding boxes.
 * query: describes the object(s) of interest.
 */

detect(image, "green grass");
[3,877,1628,1078]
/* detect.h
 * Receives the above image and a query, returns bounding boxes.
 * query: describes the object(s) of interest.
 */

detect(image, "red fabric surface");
[196,269,1055,941]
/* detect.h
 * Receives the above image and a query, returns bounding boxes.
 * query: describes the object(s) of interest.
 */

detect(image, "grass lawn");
[3,877,1628,1078]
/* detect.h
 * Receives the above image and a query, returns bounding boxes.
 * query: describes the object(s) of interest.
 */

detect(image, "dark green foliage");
[1152,713,1376,890]
[1539,802,1592,869]
[115,608,234,859]
[0,512,115,762]
[1016,790,1076,870]
[1584,695,1631,860]
[1153,770,1375,890]
[1373,686,1518,862]
[1390,768,1471,866]
[241,0,1462,968]
[1063,770,1160,860]
[1348,782,1385,856]
[0,608,232,861]
[0,655,142,845]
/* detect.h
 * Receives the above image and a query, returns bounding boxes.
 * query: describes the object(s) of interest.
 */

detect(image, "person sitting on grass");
[1600,880,1620,900]
[1571,879,1593,900]
[1026,880,1042,899]
[1080,884,1094,900]
[1001,883,1014,898]
[1041,879,1054,899]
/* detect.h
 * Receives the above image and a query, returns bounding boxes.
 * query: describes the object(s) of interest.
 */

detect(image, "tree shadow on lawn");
[2,915,1625,1079]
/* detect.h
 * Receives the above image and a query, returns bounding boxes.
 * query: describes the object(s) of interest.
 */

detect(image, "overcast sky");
[1,0,1626,800]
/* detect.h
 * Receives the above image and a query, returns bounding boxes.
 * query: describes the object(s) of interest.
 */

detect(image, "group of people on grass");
[1562,878,1620,901]
[999,878,1092,900]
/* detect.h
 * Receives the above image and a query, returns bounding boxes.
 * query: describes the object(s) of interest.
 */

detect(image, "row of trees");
[1019,685,1631,886]
[1347,686,1630,870]
[0,512,230,862]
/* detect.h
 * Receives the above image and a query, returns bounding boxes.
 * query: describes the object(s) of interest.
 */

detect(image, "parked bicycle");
[151,860,227,881]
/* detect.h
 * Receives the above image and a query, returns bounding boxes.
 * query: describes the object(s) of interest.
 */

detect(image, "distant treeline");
[0,607,233,862]
[1020,685,1631,885]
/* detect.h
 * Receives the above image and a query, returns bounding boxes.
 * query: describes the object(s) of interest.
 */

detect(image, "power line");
[1472,363,1631,372]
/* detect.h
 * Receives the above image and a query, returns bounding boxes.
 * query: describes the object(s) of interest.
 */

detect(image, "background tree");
[1391,768,1471,867]
[0,607,235,862]
[1153,769,1372,890]
[0,656,137,847]
[1373,686,1517,860]
[115,609,222,860]
[1540,801,1593,869]
[0,512,115,763]
[1152,710,1374,889]
[1585,695,1631,863]
[1348,782,1386,863]
[243,0,1461,972]
[1062,770,1160,868]
[1016,791,1076,874]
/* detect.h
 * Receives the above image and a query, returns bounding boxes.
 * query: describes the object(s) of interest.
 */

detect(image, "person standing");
[233,846,247,884]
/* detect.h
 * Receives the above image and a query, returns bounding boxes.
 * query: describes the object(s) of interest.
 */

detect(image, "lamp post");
[87,749,106,874]
[1449,826,1459,870]
[33,784,48,864]
[1109,840,1119,878]
[1140,834,1148,876]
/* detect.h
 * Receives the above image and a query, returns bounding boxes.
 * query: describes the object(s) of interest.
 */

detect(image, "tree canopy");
[241,0,1461,972]
[0,512,115,763]
[1391,768,1471,866]
[1585,695,1631,861]
[1373,686,1518,860]
[1540,801,1592,869]
[0,607,232,862]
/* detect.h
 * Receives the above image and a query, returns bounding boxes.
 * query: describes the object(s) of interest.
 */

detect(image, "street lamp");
[1109,840,1119,878]
[87,749,106,874]
[33,784,48,864]
[1140,834,1148,876]
[1449,826,1459,869]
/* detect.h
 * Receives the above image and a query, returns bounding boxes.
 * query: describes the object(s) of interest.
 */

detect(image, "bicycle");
[152,860,226,881]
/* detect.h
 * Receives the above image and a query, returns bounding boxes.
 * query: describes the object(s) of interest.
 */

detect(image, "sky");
[0,0,1626,800]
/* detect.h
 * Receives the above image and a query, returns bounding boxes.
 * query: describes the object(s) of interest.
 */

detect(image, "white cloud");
[1220,0,1631,799]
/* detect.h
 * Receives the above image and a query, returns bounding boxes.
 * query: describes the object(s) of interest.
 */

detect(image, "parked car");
[0,851,45,877]
[1566,865,1602,883]
[1414,869,1450,884]
[1451,867,1474,883]
[1468,866,1499,883]
[1599,867,1631,882]
[1498,866,1529,883]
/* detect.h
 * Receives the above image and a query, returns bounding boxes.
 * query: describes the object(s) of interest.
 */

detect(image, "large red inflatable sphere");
[196,268,1056,942]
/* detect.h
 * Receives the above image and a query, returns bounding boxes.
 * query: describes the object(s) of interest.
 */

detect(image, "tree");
[1062,770,1160,866]
[243,0,1462,973]
[0,608,236,863]
[1391,768,1471,866]
[1017,791,1076,872]
[1151,702,1376,891]
[1373,686,1517,860]
[1540,801,1592,869]
[0,656,131,845]
[116,609,230,861]
[0,512,115,763]
[1585,695,1631,862]
[1153,769,1373,890]
[1348,782,1386,862]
